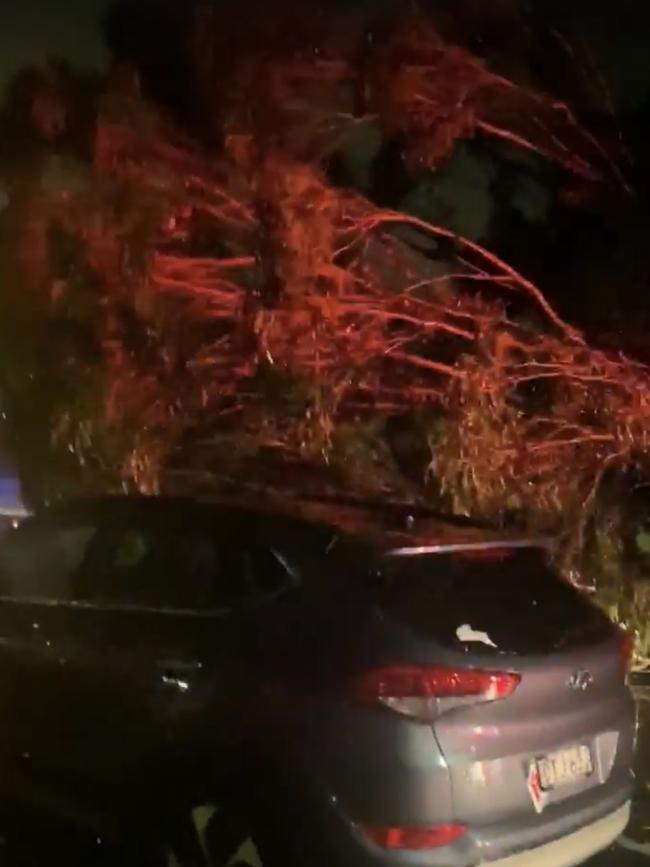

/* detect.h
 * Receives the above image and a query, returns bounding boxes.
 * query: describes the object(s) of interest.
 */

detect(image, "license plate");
[536,744,593,790]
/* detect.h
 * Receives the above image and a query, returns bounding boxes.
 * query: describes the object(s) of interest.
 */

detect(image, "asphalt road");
[588,682,650,865]
[589,843,650,866]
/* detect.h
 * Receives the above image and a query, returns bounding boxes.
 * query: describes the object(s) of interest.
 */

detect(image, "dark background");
[2,0,650,347]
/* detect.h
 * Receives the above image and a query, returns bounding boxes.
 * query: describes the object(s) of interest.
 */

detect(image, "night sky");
[3,0,650,341]
[2,0,650,113]
[0,0,109,95]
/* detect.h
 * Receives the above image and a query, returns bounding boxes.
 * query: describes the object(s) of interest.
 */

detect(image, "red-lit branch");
[12,15,644,524]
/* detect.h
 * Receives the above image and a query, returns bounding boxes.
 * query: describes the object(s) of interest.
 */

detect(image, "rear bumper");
[292,781,632,867]
[478,800,629,867]
[467,778,632,865]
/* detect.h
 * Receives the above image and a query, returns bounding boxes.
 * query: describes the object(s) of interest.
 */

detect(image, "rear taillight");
[359,823,466,850]
[618,630,635,674]
[353,664,520,721]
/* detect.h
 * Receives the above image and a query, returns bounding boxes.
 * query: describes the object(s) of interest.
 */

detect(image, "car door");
[0,507,298,813]
[27,516,261,806]
[0,513,98,802]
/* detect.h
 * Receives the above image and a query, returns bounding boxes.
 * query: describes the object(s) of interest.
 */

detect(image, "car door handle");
[158,660,203,693]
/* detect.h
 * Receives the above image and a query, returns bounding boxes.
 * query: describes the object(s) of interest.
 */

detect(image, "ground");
[588,680,650,865]
[591,847,650,865]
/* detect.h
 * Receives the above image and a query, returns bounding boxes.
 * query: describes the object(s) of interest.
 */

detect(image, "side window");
[0,521,95,601]
[240,546,296,598]
[73,527,159,605]
[73,526,238,611]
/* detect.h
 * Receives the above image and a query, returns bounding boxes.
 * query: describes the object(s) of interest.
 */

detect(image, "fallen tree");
[0,6,647,638]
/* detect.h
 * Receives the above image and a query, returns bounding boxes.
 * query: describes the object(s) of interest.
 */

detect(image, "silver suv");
[0,498,634,867]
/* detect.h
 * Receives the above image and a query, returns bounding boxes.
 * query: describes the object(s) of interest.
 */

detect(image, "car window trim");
[0,594,232,618]
[386,539,554,557]
[270,547,301,587]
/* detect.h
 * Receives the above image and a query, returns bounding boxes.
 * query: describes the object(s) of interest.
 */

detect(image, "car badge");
[568,670,593,692]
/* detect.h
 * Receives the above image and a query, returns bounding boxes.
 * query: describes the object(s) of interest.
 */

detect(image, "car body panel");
[0,496,635,867]
[432,641,635,825]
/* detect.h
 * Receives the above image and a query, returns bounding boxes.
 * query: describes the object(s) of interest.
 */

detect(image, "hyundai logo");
[568,670,594,692]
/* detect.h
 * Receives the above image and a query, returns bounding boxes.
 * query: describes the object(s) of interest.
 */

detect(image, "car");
[0,496,635,867]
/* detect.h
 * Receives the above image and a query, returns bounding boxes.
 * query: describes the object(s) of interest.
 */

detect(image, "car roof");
[33,496,326,538]
[30,495,547,553]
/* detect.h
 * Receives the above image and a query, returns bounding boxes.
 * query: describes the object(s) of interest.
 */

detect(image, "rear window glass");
[374,547,614,654]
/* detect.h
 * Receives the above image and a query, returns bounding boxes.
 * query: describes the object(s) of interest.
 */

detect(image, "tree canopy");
[0,1,647,607]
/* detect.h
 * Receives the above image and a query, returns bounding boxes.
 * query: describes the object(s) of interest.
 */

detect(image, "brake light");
[359,823,466,850]
[353,665,520,720]
[618,630,635,674]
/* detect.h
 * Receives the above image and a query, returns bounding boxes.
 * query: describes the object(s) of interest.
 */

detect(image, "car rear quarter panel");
[432,641,635,826]
[299,701,453,826]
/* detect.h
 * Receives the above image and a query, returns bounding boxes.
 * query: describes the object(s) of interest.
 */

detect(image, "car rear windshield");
[373,546,615,655]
